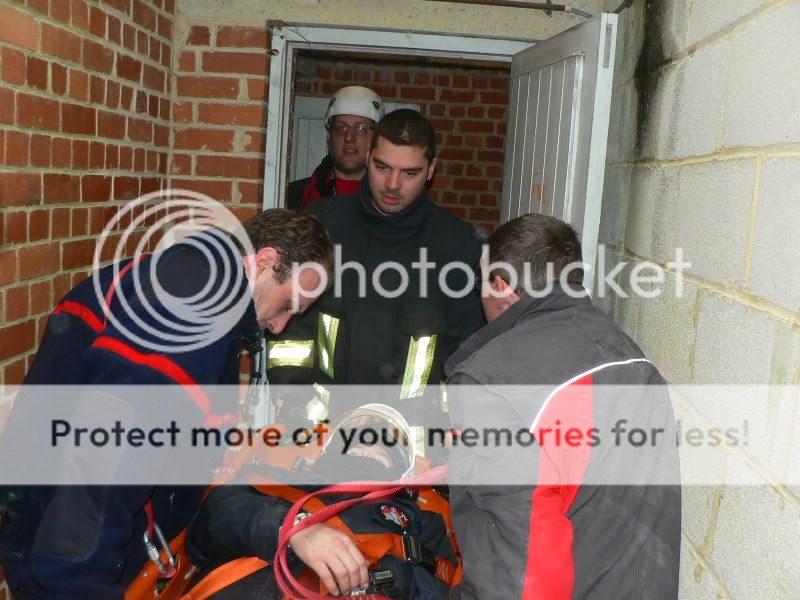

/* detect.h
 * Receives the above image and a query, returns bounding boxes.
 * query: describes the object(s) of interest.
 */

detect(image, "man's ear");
[254,246,279,276]
[426,157,438,181]
[493,276,520,309]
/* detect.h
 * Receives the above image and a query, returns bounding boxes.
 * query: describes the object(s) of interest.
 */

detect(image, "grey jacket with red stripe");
[444,287,680,600]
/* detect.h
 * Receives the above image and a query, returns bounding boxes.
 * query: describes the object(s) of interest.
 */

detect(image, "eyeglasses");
[332,123,373,136]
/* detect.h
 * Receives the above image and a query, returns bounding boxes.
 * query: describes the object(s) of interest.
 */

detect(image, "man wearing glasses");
[288,85,385,213]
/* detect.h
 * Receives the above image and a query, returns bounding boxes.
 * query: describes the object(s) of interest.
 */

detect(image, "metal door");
[501,14,618,291]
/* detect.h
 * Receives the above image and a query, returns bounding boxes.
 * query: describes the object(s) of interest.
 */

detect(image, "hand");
[288,523,369,595]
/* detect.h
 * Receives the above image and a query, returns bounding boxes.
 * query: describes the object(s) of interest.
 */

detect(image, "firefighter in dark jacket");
[286,86,385,213]
[0,210,333,600]
[270,109,486,442]
[445,213,681,599]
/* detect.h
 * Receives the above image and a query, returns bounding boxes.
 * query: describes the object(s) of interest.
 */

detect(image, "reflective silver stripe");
[266,340,314,369]
[410,425,426,459]
[400,334,437,399]
[439,381,448,413]
[317,313,340,379]
[306,382,331,422]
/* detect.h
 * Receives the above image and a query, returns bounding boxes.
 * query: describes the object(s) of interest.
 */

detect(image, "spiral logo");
[92,190,255,354]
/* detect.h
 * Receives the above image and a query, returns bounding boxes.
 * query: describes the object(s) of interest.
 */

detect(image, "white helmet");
[324,86,385,128]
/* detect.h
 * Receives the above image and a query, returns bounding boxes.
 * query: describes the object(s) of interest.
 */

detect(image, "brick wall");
[295,58,510,231]
[169,23,268,224]
[0,0,175,387]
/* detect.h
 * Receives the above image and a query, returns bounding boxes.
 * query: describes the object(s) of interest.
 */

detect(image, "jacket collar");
[356,178,430,243]
[445,285,592,376]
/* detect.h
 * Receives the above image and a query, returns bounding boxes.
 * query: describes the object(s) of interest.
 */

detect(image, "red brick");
[172,101,192,123]
[135,89,147,113]
[106,80,120,108]
[246,78,266,101]
[446,134,463,146]
[171,179,232,202]
[472,76,489,89]
[52,137,71,167]
[187,25,210,45]
[0,172,42,207]
[120,85,133,110]
[1,46,26,85]
[62,239,96,270]
[26,56,48,90]
[464,134,483,148]
[197,103,264,127]
[490,76,509,89]
[18,242,60,280]
[90,74,105,103]
[94,111,124,141]
[439,148,473,161]
[470,208,500,222]
[42,24,81,63]
[0,88,15,124]
[452,75,469,88]
[174,128,234,152]
[133,147,145,170]
[392,72,410,84]
[0,248,17,287]
[85,5,104,37]
[26,0,49,14]
[196,156,261,179]
[89,142,106,169]
[488,106,506,119]
[459,120,493,133]
[51,207,70,238]
[178,51,195,72]
[4,356,28,385]
[122,23,135,51]
[62,103,96,135]
[237,182,262,205]
[443,206,467,219]
[5,131,29,167]
[480,91,508,104]
[117,54,142,82]
[83,38,114,73]
[400,87,435,101]
[143,64,165,92]
[107,14,121,44]
[454,178,488,191]
[428,118,454,132]
[113,176,139,200]
[154,123,169,146]
[105,144,118,169]
[177,76,239,98]
[51,0,71,23]
[16,93,59,130]
[133,0,156,31]
[202,52,267,76]
[0,320,36,361]
[216,25,268,48]
[412,72,430,85]
[72,140,89,169]
[71,206,88,236]
[159,97,170,120]
[30,134,51,167]
[127,117,152,143]
[4,211,27,245]
[6,285,30,322]
[82,175,113,203]
[165,0,175,13]
[486,165,502,178]
[135,29,147,55]
[447,105,466,118]
[468,106,485,118]
[117,146,131,169]
[440,89,474,103]
[447,163,464,176]
[43,173,81,203]
[478,150,504,162]
[0,130,4,163]
[486,136,504,148]
[51,63,67,95]
[0,3,39,51]
[69,68,89,101]
[149,35,159,61]
[30,279,53,314]
[168,156,195,179]
[244,130,265,153]
[480,193,498,206]
[29,208,50,241]
[466,165,482,177]
[158,15,172,40]
[72,0,89,30]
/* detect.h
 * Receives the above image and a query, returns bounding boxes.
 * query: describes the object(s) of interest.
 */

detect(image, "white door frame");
[262,26,532,210]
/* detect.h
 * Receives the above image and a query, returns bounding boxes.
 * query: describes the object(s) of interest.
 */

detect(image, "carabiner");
[143,522,177,578]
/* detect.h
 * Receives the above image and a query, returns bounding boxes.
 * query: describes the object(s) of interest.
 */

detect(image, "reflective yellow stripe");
[266,340,314,369]
[317,313,340,379]
[306,383,331,422]
[400,334,437,399]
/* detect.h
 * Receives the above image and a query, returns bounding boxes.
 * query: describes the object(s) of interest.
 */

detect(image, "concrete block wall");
[602,1,800,598]
[294,58,510,231]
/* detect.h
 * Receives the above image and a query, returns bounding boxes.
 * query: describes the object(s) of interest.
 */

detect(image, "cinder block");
[637,61,681,161]
[606,82,638,163]
[711,485,800,600]
[609,0,645,87]
[635,271,699,383]
[692,290,777,384]
[599,165,630,248]
[724,2,800,147]
[687,0,764,46]
[675,159,755,287]
[669,39,727,158]
[625,165,679,263]
[679,535,723,600]
[749,158,800,312]
[656,0,691,59]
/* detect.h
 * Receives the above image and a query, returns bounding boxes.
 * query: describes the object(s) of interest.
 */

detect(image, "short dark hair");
[241,209,333,283]
[371,109,436,162]
[487,213,583,294]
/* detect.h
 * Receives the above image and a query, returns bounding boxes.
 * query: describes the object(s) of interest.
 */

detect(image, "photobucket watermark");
[290,244,692,305]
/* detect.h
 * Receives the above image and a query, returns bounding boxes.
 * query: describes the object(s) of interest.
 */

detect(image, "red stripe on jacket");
[522,373,594,600]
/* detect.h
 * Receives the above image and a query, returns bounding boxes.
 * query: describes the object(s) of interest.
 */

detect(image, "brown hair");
[371,109,437,162]
[488,213,583,294]
[241,209,333,283]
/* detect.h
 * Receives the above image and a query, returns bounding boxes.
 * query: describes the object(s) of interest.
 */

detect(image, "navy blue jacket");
[0,229,261,599]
